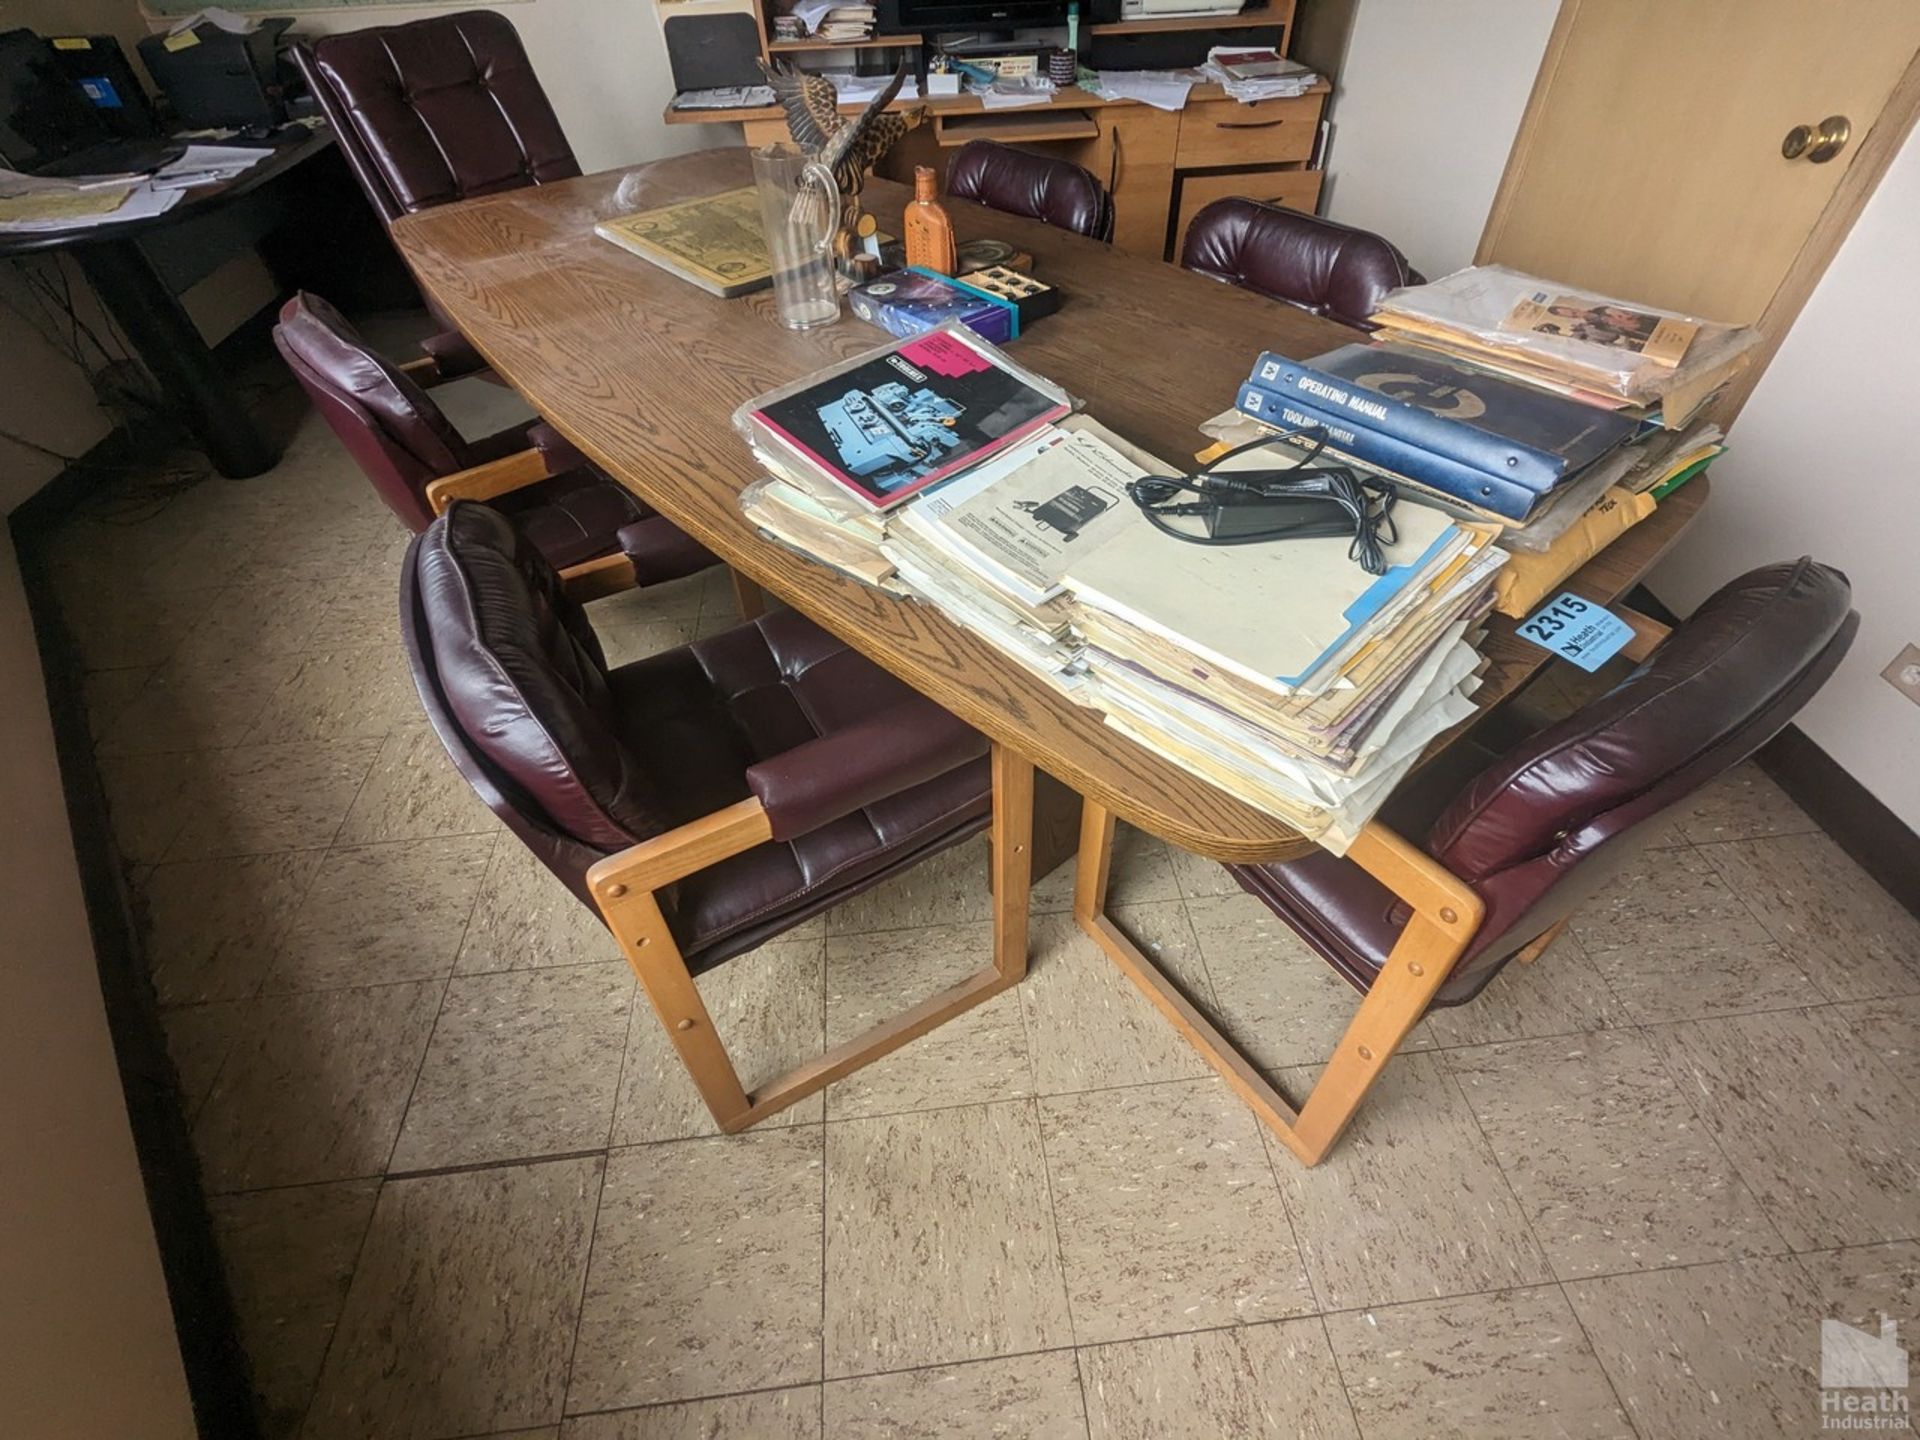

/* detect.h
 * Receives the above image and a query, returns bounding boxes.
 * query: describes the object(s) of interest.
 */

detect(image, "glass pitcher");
[751,143,843,331]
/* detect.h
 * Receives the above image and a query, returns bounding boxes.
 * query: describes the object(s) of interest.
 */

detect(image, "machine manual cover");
[743,327,1070,509]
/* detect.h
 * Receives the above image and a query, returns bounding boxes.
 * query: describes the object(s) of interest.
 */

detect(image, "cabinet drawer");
[1174,167,1325,253]
[1175,96,1319,170]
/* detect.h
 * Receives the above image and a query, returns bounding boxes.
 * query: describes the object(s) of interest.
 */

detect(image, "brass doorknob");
[1782,115,1851,163]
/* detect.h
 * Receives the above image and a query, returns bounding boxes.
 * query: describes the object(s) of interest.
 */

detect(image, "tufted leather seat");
[946,140,1114,241]
[275,291,715,585]
[292,10,581,376]
[403,503,993,971]
[1181,196,1423,330]
[293,10,580,224]
[1227,559,1858,1005]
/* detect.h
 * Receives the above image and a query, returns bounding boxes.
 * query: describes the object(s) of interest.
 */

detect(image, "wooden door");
[1480,1,1920,347]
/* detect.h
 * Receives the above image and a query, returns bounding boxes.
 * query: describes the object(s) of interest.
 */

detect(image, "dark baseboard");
[10,444,262,1439]
[1756,724,1920,921]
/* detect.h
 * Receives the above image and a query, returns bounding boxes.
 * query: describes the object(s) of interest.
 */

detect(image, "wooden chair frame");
[586,746,1034,1131]
[1074,804,1482,1167]
[1072,609,1676,1167]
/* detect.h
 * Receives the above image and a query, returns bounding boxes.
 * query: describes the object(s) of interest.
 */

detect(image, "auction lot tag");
[1516,591,1635,672]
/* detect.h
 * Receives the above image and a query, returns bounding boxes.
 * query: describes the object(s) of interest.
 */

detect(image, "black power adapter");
[1125,433,1400,573]
[1202,491,1360,541]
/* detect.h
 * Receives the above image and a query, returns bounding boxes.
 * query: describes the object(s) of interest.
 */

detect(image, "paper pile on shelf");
[1090,70,1198,111]
[974,76,1056,109]
[793,0,876,41]
[824,69,921,102]
[1201,48,1318,101]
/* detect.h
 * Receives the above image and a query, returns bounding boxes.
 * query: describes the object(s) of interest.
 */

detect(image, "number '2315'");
[1521,593,1591,645]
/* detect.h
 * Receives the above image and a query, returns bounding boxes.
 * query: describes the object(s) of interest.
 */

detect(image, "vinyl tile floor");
[44,367,1920,1440]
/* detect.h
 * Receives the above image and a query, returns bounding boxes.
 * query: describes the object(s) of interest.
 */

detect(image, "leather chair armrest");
[745,698,988,841]
[527,421,590,476]
[419,327,491,379]
[616,517,720,587]
[423,449,550,516]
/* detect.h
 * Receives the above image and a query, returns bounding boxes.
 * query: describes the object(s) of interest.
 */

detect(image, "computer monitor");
[48,34,163,140]
[0,27,113,172]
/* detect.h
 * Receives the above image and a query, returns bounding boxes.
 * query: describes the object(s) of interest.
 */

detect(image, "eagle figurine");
[758,56,921,270]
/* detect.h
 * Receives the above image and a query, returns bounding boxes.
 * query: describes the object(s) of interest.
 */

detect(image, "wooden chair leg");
[597,745,1035,1134]
[595,885,754,1129]
[1515,917,1569,964]
[1070,799,1480,1167]
[730,568,767,621]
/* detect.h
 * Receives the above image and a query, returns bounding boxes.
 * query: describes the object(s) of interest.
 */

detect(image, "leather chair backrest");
[946,140,1114,241]
[1181,196,1422,330]
[406,505,674,863]
[1429,558,1857,986]
[273,291,472,531]
[293,9,580,226]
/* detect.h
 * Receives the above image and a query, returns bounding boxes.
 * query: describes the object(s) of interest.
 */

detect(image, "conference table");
[390,147,1706,1160]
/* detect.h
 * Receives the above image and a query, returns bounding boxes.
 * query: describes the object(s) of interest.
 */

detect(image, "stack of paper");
[793,0,876,40]
[1063,442,1503,848]
[823,70,921,103]
[1372,266,1760,429]
[1201,49,1318,101]
[733,333,1507,852]
[149,144,268,191]
[1091,71,1199,112]
[0,169,182,232]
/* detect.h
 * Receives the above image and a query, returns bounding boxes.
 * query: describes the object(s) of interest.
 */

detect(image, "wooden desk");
[390,147,1704,868]
[670,82,1332,261]
[0,129,336,479]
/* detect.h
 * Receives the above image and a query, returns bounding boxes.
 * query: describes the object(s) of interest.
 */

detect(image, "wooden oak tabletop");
[390,147,1705,863]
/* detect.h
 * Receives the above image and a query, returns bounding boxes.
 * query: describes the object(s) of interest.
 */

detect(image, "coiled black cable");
[1124,431,1400,574]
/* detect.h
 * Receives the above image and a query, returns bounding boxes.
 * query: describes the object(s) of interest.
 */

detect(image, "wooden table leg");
[74,238,280,480]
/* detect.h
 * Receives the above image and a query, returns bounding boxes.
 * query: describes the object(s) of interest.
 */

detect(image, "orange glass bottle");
[902,165,957,275]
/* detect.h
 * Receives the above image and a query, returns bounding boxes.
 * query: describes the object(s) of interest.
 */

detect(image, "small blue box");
[848,267,1017,345]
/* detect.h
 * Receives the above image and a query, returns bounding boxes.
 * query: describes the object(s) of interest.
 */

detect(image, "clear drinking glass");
[751,143,843,331]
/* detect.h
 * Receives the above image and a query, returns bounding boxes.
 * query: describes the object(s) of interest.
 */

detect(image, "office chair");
[1181,196,1423,330]
[946,139,1115,242]
[292,9,582,378]
[403,503,1037,1130]
[275,292,723,603]
[1073,559,1857,1165]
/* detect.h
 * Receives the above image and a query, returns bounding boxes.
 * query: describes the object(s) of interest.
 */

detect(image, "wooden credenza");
[670,80,1328,262]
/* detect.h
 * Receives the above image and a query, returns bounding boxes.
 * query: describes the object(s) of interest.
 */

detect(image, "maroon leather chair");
[403,503,1034,1130]
[292,10,582,376]
[1181,196,1423,330]
[275,292,716,591]
[1075,558,1856,1165]
[946,140,1114,242]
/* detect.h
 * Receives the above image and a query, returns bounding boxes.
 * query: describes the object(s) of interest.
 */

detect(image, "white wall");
[1316,0,1558,279]
[1651,126,1920,829]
